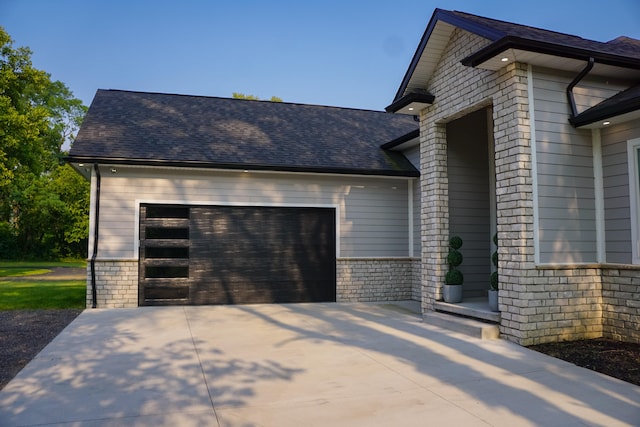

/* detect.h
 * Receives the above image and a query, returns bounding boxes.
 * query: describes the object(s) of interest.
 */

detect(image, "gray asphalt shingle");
[68,90,419,177]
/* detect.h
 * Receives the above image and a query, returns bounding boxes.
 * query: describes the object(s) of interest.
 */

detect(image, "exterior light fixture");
[501,57,509,62]
[602,121,611,126]
[111,168,117,173]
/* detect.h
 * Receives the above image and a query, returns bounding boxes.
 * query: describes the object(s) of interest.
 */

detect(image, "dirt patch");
[528,338,640,386]
[0,309,83,390]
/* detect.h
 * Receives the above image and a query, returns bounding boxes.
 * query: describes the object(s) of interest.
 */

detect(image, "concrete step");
[423,311,500,339]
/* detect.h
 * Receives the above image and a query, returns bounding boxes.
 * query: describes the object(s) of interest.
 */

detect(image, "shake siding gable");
[93,166,411,259]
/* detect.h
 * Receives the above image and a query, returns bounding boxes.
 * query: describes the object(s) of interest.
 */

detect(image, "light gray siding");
[91,167,411,259]
[447,109,491,298]
[602,121,640,264]
[402,144,422,257]
[531,68,626,263]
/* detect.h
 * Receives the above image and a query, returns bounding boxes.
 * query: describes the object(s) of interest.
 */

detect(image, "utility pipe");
[90,164,101,308]
[566,57,595,119]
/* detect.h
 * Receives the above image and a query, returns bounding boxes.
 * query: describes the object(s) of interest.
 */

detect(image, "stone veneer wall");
[601,266,640,343]
[86,260,138,308]
[88,258,419,308]
[500,266,604,345]
[336,258,417,302]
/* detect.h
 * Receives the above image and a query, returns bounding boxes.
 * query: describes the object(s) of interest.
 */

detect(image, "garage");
[139,204,337,306]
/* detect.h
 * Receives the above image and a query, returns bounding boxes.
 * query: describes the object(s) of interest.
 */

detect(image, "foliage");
[490,233,499,290]
[0,27,88,260]
[446,236,463,285]
[232,92,283,102]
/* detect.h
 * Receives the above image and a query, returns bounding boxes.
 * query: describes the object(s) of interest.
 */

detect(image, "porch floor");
[434,297,500,323]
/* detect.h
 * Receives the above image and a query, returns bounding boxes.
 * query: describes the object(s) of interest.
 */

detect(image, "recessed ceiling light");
[501,57,509,62]
[408,107,414,111]
[602,121,611,126]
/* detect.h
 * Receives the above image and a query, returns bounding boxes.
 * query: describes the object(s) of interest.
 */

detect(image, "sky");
[2,1,640,112]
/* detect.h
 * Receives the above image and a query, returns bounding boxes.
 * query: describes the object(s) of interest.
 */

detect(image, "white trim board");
[627,138,640,264]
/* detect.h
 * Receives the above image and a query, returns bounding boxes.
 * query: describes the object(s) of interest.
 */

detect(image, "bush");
[446,235,463,285]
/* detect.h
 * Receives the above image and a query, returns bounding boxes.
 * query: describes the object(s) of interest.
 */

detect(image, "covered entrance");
[442,107,497,311]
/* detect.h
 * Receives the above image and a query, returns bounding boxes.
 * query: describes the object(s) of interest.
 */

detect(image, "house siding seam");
[336,258,417,302]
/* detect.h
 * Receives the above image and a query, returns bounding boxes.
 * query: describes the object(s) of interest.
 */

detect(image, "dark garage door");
[139,204,336,306]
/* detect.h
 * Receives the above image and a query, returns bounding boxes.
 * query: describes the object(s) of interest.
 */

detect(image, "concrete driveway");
[0,302,638,427]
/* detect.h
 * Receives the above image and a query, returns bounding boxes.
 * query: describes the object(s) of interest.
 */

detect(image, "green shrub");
[446,236,463,285]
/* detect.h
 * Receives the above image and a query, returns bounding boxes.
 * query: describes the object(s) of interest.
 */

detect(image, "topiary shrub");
[490,233,498,291]
[446,236,463,285]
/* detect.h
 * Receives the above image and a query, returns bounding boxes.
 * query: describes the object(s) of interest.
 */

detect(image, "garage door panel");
[140,204,336,305]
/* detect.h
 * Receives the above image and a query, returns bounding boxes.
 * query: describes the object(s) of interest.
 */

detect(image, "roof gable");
[68,90,419,177]
[393,9,640,104]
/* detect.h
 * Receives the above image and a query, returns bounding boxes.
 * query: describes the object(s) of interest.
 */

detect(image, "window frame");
[627,138,640,264]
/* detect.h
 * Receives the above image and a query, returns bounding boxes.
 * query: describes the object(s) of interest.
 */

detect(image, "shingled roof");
[68,90,419,177]
[390,8,640,123]
[450,10,640,67]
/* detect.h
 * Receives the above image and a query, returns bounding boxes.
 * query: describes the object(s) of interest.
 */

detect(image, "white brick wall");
[336,258,417,302]
[86,258,421,308]
[86,260,138,308]
[602,267,640,343]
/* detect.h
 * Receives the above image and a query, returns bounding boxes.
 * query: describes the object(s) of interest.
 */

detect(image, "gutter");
[566,57,595,120]
[90,164,101,308]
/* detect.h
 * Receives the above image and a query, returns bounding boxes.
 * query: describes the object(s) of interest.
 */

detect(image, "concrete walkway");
[0,302,638,426]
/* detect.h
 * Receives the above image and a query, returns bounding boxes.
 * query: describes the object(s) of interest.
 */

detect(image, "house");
[67,90,422,308]
[67,8,640,345]
[384,9,640,345]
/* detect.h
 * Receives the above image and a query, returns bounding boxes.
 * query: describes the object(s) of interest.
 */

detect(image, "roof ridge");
[99,88,392,115]
[449,9,602,44]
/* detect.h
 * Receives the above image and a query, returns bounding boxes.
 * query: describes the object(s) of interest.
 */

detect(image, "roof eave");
[64,156,420,178]
[569,100,640,128]
[393,9,504,102]
[385,91,435,115]
[461,36,640,69]
[380,129,420,150]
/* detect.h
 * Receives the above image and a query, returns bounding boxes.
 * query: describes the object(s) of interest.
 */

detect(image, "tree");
[232,92,282,102]
[0,27,88,259]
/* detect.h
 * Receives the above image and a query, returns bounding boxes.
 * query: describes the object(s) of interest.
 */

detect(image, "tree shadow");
[0,303,638,426]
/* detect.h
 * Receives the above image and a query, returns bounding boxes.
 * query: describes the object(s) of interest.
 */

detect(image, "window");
[627,138,640,264]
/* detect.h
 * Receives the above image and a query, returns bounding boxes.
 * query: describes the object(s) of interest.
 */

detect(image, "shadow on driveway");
[0,302,638,426]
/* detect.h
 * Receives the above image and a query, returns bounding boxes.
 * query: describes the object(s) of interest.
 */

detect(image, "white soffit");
[404,21,456,95]
[475,49,640,79]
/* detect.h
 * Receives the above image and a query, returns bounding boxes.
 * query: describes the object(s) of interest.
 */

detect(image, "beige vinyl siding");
[92,167,410,259]
[402,144,422,257]
[532,68,627,263]
[602,121,640,263]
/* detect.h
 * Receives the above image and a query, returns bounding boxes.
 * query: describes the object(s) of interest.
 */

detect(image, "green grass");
[0,267,52,277]
[0,280,86,309]
[0,260,86,269]
[0,261,87,309]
